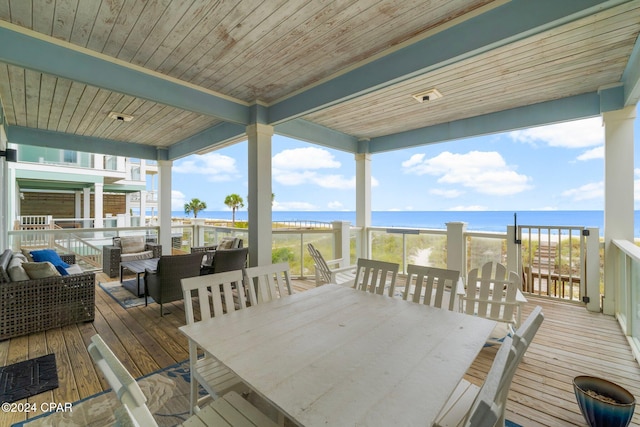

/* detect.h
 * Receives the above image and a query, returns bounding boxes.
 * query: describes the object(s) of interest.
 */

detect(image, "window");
[63,150,77,163]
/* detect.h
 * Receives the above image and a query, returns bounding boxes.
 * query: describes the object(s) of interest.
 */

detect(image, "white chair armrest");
[324,257,344,267]
[330,264,357,274]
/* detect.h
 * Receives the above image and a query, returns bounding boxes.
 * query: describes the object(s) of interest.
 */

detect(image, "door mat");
[0,354,58,403]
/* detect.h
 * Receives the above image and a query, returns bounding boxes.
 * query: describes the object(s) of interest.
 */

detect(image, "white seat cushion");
[22,261,61,279]
[119,236,146,254]
[7,256,29,281]
[120,250,153,262]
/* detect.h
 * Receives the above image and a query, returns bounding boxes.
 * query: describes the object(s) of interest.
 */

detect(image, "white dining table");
[179,283,496,427]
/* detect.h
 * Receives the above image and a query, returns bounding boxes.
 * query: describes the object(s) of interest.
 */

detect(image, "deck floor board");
[2,273,640,426]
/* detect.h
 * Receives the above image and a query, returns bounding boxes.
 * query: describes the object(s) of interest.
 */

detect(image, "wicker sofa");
[102,236,162,278]
[0,249,96,340]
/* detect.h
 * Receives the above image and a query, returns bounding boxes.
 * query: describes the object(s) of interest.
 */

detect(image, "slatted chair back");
[180,270,249,412]
[87,334,158,427]
[307,243,357,287]
[182,269,249,322]
[467,306,545,427]
[244,262,293,304]
[307,243,332,285]
[403,264,460,311]
[353,258,399,297]
[435,306,544,427]
[88,334,278,427]
[464,262,520,343]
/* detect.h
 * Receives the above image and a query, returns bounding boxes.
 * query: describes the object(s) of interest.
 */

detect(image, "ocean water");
[171,210,633,237]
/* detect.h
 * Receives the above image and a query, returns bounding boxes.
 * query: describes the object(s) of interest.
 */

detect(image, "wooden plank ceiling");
[0,0,638,156]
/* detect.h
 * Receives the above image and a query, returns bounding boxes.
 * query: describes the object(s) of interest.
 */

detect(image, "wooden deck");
[1,272,639,426]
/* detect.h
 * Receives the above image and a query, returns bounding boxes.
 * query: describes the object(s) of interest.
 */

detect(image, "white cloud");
[272,146,362,189]
[272,147,340,170]
[327,201,343,209]
[316,174,357,189]
[561,181,603,201]
[577,146,604,161]
[402,153,426,168]
[403,151,531,196]
[273,170,356,188]
[173,153,239,181]
[172,190,187,211]
[508,117,603,148]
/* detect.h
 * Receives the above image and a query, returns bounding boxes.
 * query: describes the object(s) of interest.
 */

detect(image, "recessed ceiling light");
[108,112,134,122]
[412,89,443,103]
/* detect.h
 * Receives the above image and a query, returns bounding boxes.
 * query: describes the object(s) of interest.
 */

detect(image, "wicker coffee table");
[120,258,159,297]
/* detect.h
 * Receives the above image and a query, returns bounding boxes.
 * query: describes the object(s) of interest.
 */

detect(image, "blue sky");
[169,105,640,212]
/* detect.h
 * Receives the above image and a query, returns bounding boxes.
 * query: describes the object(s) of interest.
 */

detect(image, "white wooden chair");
[307,243,357,287]
[243,262,293,303]
[353,258,399,297]
[87,334,277,427]
[434,306,544,427]
[403,264,461,311]
[181,270,254,413]
[463,262,523,345]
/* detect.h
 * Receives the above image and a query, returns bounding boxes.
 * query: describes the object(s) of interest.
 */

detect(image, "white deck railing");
[611,239,640,362]
[8,221,603,307]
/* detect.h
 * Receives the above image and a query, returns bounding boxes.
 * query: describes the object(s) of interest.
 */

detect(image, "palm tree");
[224,194,244,226]
[184,198,207,218]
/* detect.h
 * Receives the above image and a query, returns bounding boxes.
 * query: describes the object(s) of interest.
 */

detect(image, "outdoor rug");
[98,280,154,309]
[1,354,58,403]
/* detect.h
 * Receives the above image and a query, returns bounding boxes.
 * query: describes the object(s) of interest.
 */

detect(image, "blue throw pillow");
[30,249,70,276]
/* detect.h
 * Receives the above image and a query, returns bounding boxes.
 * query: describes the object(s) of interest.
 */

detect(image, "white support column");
[139,190,147,226]
[585,227,601,312]
[74,191,82,218]
[11,169,18,231]
[124,193,132,226]
[94,154,104,170]
[247,124,273,267]
[355,153,372,259]
[158,160,173,255]
[0,127,8,249]
[94,182,104,228]
[603,106,636,315]
[125,193,132,215]
[332,221,352,266]
[446,222,467,281]
[193,218,206,247]
[83,187,91,227]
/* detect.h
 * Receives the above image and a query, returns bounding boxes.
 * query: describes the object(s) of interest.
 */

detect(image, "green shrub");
[272,247,295,264]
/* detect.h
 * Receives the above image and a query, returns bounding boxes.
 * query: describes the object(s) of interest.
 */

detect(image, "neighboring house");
[6,143,157,229]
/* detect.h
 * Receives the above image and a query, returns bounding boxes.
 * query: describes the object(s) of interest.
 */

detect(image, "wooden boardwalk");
[1,272,639,426]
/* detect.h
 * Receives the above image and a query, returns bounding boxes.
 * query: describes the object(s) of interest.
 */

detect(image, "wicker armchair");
[210,247,248,274]
[144,253,202,316]
[103,236,162,278]
[0,249,95,340]
[191,238,244,275]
